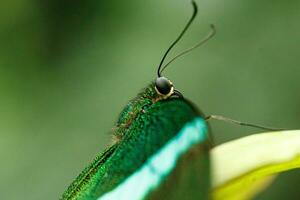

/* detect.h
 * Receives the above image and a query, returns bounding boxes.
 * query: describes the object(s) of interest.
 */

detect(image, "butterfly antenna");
[160,24,216,74]
[157,0,198,77]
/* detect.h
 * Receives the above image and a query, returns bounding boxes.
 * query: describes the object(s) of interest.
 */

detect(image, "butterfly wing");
[147,141,211,200]
[61,98,211,200]
[61,144,118,200]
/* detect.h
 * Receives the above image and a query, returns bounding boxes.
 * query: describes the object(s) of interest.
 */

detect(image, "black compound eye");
[155,77,173,95]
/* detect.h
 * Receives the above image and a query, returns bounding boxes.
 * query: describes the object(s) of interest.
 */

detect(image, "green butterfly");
[61,1,215,199]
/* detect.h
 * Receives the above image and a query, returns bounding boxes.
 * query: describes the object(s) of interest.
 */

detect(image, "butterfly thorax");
[113,82,162,141]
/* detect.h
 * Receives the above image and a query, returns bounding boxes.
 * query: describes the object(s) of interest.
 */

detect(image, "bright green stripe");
[98,117,207,200]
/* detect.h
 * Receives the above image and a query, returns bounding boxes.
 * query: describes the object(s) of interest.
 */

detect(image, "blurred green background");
[1,0,299,199]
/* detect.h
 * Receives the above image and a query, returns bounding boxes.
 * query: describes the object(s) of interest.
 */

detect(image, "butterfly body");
[61,82,211,200]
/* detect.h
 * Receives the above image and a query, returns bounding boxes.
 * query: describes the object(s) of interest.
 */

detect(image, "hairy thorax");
[113,82,163,141]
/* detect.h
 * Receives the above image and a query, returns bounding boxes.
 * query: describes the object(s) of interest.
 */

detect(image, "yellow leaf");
[211,130,300,200]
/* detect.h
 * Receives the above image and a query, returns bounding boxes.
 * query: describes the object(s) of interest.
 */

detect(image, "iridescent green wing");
[61,98,211,200]
[147,137,211,200]
[61,145,118,200]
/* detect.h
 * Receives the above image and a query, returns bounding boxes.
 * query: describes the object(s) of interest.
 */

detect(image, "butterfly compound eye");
[155,77,174,97]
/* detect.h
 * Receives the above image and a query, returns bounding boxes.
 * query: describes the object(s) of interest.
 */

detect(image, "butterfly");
[60,1,279,200]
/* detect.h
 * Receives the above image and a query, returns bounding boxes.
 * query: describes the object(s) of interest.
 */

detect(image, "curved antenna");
[160,24,216,74]
[157,0,198,77]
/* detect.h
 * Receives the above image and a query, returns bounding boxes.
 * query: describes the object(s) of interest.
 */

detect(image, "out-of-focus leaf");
[211,130,300,200]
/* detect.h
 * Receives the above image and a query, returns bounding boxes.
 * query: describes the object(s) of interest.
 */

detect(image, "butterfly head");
[154,77,174,99]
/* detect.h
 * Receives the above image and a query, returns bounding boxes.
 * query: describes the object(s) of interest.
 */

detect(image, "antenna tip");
[191,0,198,13]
